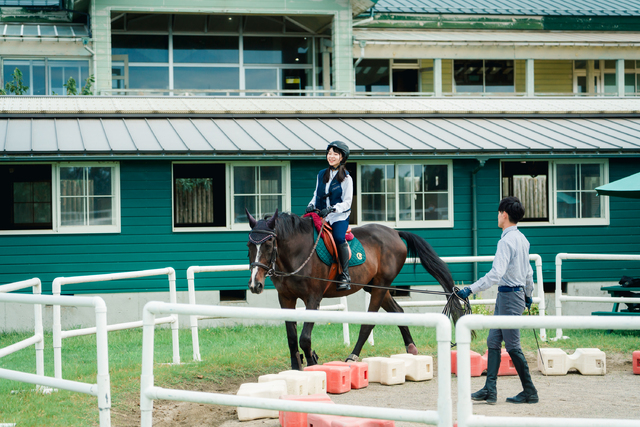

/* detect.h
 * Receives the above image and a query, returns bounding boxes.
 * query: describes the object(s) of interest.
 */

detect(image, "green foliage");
[81,75,95,96]
[63,77,78,96]
[4,68,29,95]
[176,177,213,192]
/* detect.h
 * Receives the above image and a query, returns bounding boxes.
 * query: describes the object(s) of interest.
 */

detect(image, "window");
[603,60,640,95]
[355,59,390,93]
[0,163,120,234]
[2,59,90,96]
[358,161,453,228]
[172,162,290,231]
[501,160,608,226]
[454,60,515,93]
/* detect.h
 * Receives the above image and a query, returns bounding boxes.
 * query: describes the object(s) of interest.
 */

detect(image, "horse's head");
[246,208,279,294]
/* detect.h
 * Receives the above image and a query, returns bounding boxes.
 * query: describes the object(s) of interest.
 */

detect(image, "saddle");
[303,213,353,281]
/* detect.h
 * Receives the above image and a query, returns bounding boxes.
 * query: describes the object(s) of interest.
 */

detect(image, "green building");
[1,0,639,330]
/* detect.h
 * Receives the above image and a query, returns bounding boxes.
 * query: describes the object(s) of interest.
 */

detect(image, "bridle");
[249,229,279,277]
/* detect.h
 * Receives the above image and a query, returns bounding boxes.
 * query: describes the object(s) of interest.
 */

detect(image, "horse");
[245,208,465,370]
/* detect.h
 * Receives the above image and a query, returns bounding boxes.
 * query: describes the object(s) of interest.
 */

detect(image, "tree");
[0,68,29,95]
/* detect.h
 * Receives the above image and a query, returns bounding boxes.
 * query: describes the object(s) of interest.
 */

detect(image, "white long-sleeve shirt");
[309,169,353,225]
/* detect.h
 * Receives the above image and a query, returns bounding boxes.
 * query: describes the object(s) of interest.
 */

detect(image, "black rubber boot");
[335,242,351,291]
[471,348,500,404]
[507,349,539,404]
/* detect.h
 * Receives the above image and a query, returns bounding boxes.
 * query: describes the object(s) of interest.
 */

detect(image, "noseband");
[249,229,278,277]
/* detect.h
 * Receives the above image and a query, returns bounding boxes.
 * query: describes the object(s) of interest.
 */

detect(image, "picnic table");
[592,285,640,316]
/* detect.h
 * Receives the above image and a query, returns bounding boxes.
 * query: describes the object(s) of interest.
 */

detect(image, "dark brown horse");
[246,209,464,370]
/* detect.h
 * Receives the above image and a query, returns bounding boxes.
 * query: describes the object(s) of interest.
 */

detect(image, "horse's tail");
[398,231,466,327]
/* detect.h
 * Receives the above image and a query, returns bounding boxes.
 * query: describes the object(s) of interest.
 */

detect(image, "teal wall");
[1,157,639,295]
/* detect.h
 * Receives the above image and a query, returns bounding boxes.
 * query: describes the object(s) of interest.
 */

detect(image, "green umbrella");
[596,171,640,199]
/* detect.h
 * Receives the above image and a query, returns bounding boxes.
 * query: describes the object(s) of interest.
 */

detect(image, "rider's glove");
[319,208,331,218]
[456,287,472,300]
[305,204,315,214]
[525,295,533,310]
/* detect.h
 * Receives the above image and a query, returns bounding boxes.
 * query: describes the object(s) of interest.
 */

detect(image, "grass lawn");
[1,320,639,426]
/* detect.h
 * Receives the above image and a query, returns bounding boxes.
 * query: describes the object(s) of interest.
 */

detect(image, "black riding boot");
[336,242,351,291]
[507,349,538,404]
[471,348,500,404]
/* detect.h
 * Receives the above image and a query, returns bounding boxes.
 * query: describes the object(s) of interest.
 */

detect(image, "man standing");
[456,196,538,404]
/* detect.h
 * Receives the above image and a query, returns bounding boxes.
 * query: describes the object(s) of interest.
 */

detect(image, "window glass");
[502,161,549,221]
[604,60,617,69]
[49,60,90,96]
[243,36,312,64]
[124,13,169,32]
[398,164,449,221]
[3,60,46,95]
[625,60,636,70]
[244,15,283,33]
[207,15,240,32]
[361,164,395,222]
[112,35,169,63]
[173,67,239,94]
[282,69,311,95]
[173,164,225,228]
[0,165,52,230]
[485,60,514,93]
[128,67,169,90]
[556,163,602,220]
[392,69,419,93]
[245,68,277,94]
[173,14,207,32]
[603,73,616,94]
[454,60,484,93]
[625,73,636,93]
[233,165,284,224]
[355,59,390,93]
[173,36,239,63]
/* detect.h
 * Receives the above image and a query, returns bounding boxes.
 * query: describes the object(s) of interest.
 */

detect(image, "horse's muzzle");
[249,280,264,294]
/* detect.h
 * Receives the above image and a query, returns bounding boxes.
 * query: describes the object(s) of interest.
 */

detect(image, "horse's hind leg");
[381,292,418,355]
[346,289,386,361]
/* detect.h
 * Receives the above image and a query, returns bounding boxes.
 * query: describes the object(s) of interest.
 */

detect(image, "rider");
[305,141,353,291]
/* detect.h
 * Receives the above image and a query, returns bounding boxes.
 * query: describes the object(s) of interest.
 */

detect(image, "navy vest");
[315,168,350,210]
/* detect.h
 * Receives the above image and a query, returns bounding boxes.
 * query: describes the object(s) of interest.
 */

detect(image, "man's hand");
[525,295,533,310]
[305,205,315,214]
[456,287,472,299]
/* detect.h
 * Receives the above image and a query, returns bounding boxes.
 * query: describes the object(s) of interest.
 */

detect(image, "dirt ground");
[114,351,640,426]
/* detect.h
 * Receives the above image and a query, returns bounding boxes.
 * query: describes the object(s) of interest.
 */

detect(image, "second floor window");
[454,60,515,94]
[2,59,90,96]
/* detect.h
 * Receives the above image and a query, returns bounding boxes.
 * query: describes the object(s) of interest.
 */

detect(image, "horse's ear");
[245,208,257,229]
[266,209,278,229]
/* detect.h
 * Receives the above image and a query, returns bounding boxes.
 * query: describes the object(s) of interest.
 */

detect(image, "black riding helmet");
[326,140,350,164]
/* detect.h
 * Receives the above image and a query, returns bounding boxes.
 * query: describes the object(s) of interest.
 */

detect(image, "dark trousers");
[331,219,349,245]
[487,289,525,352]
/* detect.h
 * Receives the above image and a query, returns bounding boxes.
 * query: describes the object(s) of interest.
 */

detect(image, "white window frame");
[172,161,291,232]
[357,160,454,229]
[0,161,121,235]
[500,159,609,227]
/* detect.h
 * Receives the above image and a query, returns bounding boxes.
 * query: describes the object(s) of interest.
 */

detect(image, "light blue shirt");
[469,225,534,298]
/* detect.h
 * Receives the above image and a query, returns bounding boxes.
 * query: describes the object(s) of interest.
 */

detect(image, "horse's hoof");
[308,351,319,366]
[406,343,418,355]
[345,353,359,362]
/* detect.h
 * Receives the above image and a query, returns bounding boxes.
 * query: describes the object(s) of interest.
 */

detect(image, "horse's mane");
[273,212,314,240]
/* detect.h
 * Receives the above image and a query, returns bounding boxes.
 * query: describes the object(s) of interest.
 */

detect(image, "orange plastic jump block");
[304,365,351,394]
[633,351,640,375]
[451,350,484,377]
[278,393,333,427]
[324,361,369,389]
[307,413,395,427]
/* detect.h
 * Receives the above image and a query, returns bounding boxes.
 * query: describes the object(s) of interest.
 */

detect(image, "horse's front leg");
[279,295,303,370]
[299,296,321,367]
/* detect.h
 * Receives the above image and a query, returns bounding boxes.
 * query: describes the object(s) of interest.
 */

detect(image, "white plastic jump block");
[538,348,606,376]
[362,357,406,385]
[390,354,434,381]
[259,373,309,396]
[236,380,288,421]
[279,370,327,395]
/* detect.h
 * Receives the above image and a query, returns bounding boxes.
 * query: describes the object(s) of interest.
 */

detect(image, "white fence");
[140,303,452,427]
[186,264,355,362]
[52,268,179,379]
[554,253,640,340]
[0,293,111,427]
[456,314,640,427]
[0,278,44,380]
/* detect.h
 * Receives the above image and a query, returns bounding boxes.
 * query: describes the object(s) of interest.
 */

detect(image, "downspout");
[472,158,487,282]
[353,41,366,95]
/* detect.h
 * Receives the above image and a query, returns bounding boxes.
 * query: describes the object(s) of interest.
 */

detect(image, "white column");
[617,59,625,97]
[526,59,534,97]
[434,58,442,97]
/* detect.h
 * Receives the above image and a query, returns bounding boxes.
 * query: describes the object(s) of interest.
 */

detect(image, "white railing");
[140,303,452,427]
[456,314,640,427]
[0,278,44,380]
[0,293,111,427]
[555,253,640,340]
[186,265,355,362]
[395,255,547,340]
[52,268,179,379]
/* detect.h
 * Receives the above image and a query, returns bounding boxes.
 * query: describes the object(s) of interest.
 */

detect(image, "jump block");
[304,365,351,394]
[324,361,369,389]
[280,370,328,395]
[390,354,433,381]
[362,357,406,385]
[259,373,308,396]
[538,348,606,376]
[633,351,640,375]
[307,413,395,427]
[278,393,333,427]
[236,380,287,421]
[451,349,516,376]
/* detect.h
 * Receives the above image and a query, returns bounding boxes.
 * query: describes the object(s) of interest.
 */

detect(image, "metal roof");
[0,23,89,39]
[2,117,640,158]
[0,0,60,5]
[353,29,640,45]
[3,96,640,116]
[372,0,640,16]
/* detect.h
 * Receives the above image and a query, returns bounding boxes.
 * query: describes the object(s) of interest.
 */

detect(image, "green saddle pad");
[314,229,366,267]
